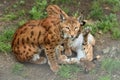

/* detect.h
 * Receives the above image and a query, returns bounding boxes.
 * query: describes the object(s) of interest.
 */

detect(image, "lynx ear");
[77,14,86,26]
[60,14,66,22]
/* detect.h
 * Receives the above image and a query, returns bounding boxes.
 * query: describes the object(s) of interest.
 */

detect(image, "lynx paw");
[59,55,68,60]
[58,55,68,64]
[65,49,72,56]
[32,57,47,64]
[50,63,59,72]
[30,54,47,64]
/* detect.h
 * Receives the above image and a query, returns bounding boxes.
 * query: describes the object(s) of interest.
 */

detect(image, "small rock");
[111,46,117,50]
[109,46,118,57]
[102,47,110,54]
[98,30,103,35]
[4,1,7,4]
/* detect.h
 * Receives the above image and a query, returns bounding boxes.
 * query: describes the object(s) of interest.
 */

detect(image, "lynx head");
[59,14,86,40]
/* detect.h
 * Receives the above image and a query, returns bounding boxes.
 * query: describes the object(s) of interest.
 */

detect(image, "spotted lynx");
[11,7,84,72]
[46,5,101,72]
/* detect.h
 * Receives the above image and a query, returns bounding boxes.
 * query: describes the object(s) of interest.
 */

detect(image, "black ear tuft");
[77,16,84,22]
[80,20,86,26]
[60,14,66,22]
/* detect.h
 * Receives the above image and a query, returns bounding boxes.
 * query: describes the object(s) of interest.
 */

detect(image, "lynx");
[11,10,84,72]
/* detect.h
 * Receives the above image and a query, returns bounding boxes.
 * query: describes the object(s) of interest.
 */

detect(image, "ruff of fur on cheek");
[63,33,70,39]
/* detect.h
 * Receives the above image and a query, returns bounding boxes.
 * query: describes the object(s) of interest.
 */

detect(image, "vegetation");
[12,63,24,75]
[0,42,11,53]
[58,64,81,78]
[18,20,27,26]
[89,0,103,19]
[12,0,25,8]
[0,28,15,52]
[88,0,120,39]
[29,0,47,19]
[112,28,120,39]
[101,0,120,12]
[49,0,78,15]
[0,13,17,21]
[88,13,120,39]
[98,75,111,80]
[101,58,120,73]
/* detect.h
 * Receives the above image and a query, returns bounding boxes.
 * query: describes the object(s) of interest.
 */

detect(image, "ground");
[0,0,120,80]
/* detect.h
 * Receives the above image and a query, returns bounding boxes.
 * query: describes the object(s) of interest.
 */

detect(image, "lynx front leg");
[65,44,72,56]
[45,45,59,72]
[55,45,72,64]
[84,44,93,61]
[64,48,72,56]
[64,40,72,56]
[55,45,80,64]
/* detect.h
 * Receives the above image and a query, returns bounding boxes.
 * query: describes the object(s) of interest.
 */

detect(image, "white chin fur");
[71,33,83,48]
[63,33,68,38]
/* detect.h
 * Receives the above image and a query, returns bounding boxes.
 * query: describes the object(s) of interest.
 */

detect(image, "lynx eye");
[74,27,79,31]
[66,27,70,29]
[65,27,70,31]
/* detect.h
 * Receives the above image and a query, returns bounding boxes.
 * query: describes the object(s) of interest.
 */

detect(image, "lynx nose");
[71,35,74,38]
[71,32,75,38]
[71,35,75,39]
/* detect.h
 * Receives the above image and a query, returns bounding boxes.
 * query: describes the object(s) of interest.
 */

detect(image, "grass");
[58,64,81,78]
[0,28,15,53]
[0,13,17,21]
[12,0,25,8]
[98,75,111,80]
[1,0,26,21]
[88,0,120,39]
[0,28,15,43]
[89,0,103,19]
[12,63,28,77]
[101,58,120,73]
[49,0,78,15]
[12,63,24,75]
[112,28,120,39]
[17,9,26,17]
[62,7,70,15]
[101,0,120,12]
[97,13,119,32]
[18,20,27,26]
[87,13,120,39]
[29,0,47,19]
[0,42,11,53]
[0,10,26,21]
[73,11,79,17]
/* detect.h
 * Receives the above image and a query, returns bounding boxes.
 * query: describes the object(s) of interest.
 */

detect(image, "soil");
[0,0,120,80]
